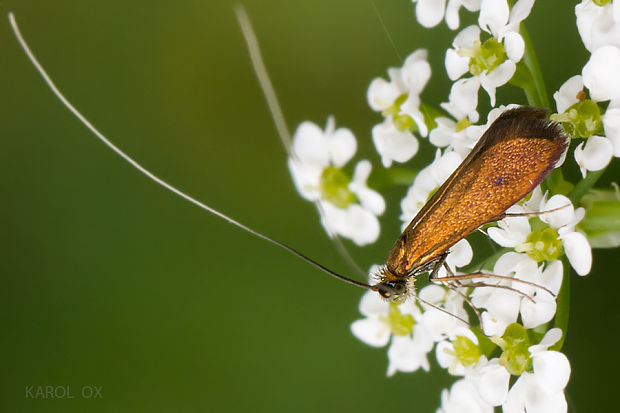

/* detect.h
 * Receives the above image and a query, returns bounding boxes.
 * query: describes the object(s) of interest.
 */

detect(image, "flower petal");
[387,334,431,376]
[520,294,556,329]
[414,0,447,28]
[503,31,525,62]
[292,121,330,165]
[553,75,584,114]
[477,361,510,406]
[583,45,620,102]
[445,49,471,80]
[372,118,419,167]
[402,49,432,95]
[529,328,562,353]
[532,351,571,394]
[447,239,474,268]
[560,231,592,275]
[540,194,574,228]
[480,60,515,106]
[573,136,613,177]
[349,160,386,215]
[327,125,357,168]
[442,77,481,121]
[351,317,391,347]
[367,77,400,111]
[478,0,509,36]
[358,290,389,317]
[603,107,620,156]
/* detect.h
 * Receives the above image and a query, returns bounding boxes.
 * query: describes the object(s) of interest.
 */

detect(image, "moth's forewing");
[387,107,569,276]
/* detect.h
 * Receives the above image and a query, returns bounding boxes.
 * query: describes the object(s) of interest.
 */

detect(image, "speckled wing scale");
[380,107,569,290]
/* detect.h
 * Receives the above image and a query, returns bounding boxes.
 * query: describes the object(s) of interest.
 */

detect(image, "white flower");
[441,77,481,123]
[412,0,481,30]
[288,118,384,245]
[368,49,431,138]
[583,45,620,102]
[503,329,570,413]
[470,252,562,336]
[574,135,614,177]
[371,117,419,167]
[418,285,470,341]
[429,78,482,155]
[319,202,381,246]
[445,0,534,105]
[576,0,620,53]
[412,0,447,28]
[387,332,434,376]
[288,118,355,201]
[488,192,592,276]
[437,378,494,413]
[351,283,434,376]
[553,75,618,170]
[400,149,464,228]
[436,326,486,375]
[553,75,586,114]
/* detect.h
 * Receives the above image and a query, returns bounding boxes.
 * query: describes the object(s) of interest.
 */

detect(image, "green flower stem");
[550,257,571,351]
[520,26,550,109]
[568,168,607,205]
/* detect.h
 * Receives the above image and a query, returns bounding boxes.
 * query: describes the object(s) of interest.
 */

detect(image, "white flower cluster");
[552,0,620,176]
[288,117,385,245]
[285,1,609,412]
[351,2,601,413]
[446,0,535,105]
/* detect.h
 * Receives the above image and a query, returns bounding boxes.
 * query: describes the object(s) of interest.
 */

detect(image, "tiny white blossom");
[445,0,534,105]
[437,378,494,413]
[351,279,434,376]
[288,118,384,245]
[368,49,431,137]
[418,285,470,341]
[576,0,620,53]
[387,332,434,376]
[412,0,481,30]
[503,329,570,413]
[436,326,486,375]
[470,252,562,336]
[488,192,592,276]
[553,75,618,169]
[429,78,481,155]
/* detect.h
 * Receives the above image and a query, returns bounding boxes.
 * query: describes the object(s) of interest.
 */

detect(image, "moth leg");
[453,281,536,304]
[430,272,555,298]
[499,203,571,219]
[443,282,484,327]
[424,259,486,332]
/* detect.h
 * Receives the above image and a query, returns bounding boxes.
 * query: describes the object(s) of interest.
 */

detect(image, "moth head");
[373,266,411,303]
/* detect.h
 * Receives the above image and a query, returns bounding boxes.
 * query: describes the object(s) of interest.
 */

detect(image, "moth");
[9,12,567,321]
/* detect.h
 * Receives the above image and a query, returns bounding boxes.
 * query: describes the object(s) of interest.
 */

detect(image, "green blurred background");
[2,1,618,411]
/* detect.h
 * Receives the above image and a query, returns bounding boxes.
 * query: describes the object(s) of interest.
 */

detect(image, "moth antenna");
[8,12,374,292]
[235,5,366,277]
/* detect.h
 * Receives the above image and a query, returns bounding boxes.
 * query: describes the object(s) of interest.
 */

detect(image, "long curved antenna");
[8,12,375,292]
[235,5,366,277]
